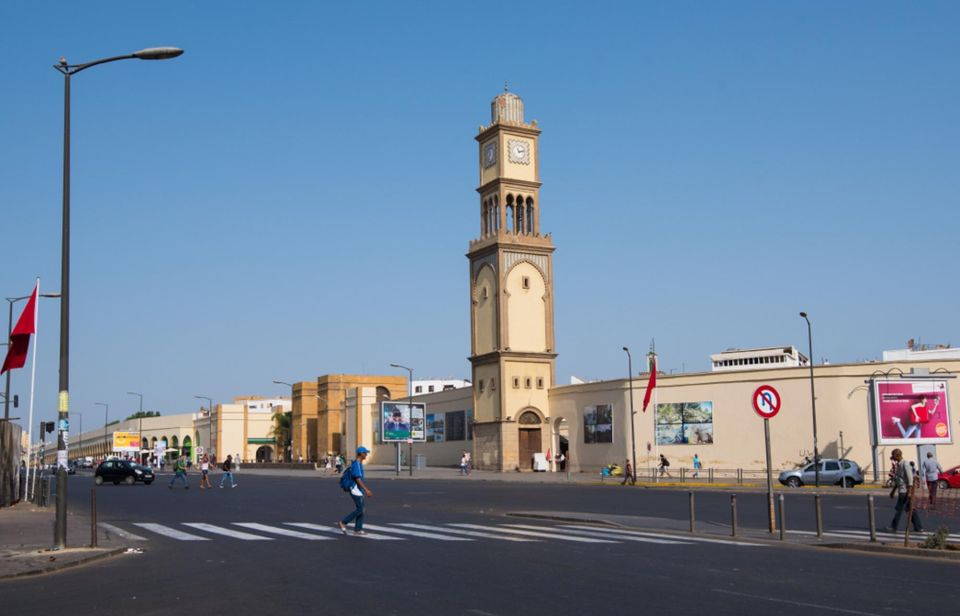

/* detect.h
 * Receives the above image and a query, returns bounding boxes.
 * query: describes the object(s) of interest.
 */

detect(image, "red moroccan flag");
[641,355,657,412]
[1,283,38,374]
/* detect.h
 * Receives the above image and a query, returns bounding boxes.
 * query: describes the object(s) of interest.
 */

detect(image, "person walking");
[692,453,702,479]
[885,448,923,533]
[335,454,344,474]
[922,451,943,506]
[220,454,238,488]
[338,446,373,536]
[168,455,189,489]
[621,459,635,485]
[658,454,671,478]
[199,453,212,489]
[460,451,471,476]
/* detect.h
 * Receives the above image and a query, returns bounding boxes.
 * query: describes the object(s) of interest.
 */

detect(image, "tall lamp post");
[272,380,294,462]
[622,347,637,484]
[194,395,213,461]
[94,402,108,459]
[389,363,414,477]
[127,392,144,464]
[4,292,60,420]
[799,311,820,488]
[51,46,183,550]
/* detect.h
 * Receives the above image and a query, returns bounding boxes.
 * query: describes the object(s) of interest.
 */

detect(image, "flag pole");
[25,278,40,500]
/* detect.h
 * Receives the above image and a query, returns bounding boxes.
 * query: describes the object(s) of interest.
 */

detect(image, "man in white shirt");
[922,452,943,506]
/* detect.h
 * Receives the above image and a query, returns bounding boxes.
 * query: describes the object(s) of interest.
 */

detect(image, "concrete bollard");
[689,491,696,533]
[778,494,786,541]
[815,494,823,538]
[730,494,738,537]
[868,494,876,542]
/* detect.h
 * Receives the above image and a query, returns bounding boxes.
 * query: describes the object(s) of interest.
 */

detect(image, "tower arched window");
[493,195,500,232]
[482,200,489,236]
[515,194,524,234]
[505,194,514,233]
[526,197,534,234]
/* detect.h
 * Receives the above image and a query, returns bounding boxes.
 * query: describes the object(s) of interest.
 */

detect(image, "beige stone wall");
[291,381,318,461]
[474,265,498,354]
[505,262,547,352]
[549,359,960,476]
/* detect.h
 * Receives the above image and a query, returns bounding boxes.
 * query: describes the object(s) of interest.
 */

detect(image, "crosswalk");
[99,520,768,547]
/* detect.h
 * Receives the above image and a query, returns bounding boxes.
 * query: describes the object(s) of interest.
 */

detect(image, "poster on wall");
[583,404,613,444]
[112,431,141,452]
[381,402,426,442]
[873,379,951,445]
[426,413,445,442]
[656,402,714,445]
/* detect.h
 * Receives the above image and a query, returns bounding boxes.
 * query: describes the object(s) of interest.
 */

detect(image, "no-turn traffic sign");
[752,385,781,419]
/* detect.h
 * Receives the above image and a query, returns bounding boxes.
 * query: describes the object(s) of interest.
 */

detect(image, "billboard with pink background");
[873,379,951,445]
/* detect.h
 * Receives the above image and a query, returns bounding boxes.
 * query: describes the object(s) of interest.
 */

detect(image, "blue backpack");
[339,466,354,492]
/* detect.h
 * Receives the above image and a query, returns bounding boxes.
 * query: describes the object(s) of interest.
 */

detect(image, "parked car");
[779,458,864,488]
[938,465,960,490]
[95,459,154,485]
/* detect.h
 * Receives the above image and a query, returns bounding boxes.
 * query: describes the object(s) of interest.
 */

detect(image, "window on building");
[490,378,496,391]
[525,378,532,389]
[522,276,530,290]
[536,377,544,389]
[428,385,435,393]
[445,410,466,441]
[512,377,520,389]
[415,386,423,393]
[478,380,485,393]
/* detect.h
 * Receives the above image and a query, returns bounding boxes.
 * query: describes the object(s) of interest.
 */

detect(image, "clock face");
[508,139,530,164]
[483,142,497,168]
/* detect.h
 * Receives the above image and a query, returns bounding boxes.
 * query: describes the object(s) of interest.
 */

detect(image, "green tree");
[125,411,161,420]
[269,410,292,462]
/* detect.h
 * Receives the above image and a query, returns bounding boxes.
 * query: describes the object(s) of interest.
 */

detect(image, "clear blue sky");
[2,2,957,428]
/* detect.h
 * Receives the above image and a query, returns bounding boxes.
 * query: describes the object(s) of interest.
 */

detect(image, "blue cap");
[357,446,370,455]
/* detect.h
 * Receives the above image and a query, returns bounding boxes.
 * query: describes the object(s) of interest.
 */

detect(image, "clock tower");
[468,91,556,471]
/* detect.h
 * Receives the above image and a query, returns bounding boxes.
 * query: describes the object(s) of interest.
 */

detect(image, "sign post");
[753,385,781,533]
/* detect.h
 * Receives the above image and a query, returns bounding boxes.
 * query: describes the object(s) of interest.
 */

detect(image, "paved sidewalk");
[0,501,127,580]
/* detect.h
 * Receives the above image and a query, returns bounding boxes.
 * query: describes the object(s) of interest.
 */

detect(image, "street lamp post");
[622,347,637,484]
[799,311,820,489]
[94,402,108,458]
[51,46,182,550]
[4,293,60,420]
[390,363,414,477]
[194,395,213,460]
[127,392,143,464]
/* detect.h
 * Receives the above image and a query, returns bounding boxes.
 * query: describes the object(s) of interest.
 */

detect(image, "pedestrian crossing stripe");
[133,522,209,541]
[360,523,472,541]
[394,523,538,542]
[448,523,618,543]
[98,522,148,542]
[560,524,764,547]
[507,524,690,545]
[183,523,272,540]
[284,522,403,540]
[233,523,334,540]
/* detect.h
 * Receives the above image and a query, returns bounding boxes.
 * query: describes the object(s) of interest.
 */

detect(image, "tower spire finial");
[504,80,509,93]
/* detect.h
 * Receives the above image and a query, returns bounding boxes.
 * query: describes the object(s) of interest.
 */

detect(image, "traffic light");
[44,421,55,433]
[12,394,17,408]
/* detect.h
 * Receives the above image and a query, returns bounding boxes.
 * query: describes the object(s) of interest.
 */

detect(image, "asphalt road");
[2,470,956,615]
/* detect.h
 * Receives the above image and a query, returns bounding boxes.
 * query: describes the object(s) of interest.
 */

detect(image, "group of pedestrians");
[167,453,238,490]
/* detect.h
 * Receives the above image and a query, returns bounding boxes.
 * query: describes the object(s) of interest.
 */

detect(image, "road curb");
[0,547,128,581]
[822,542,960,562]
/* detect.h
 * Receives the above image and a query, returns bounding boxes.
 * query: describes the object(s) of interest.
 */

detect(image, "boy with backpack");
[337,446,373,536]
[168,455,189,489]
[220,454,237,488]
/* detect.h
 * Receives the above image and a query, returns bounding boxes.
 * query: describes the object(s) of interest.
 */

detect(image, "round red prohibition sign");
[752,385,781,419]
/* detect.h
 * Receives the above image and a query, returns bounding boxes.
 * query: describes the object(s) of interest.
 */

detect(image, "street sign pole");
[764,418,775,533]
[753,384,781,534]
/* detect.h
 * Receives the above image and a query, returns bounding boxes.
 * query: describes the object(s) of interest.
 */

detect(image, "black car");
[94,460,154,485]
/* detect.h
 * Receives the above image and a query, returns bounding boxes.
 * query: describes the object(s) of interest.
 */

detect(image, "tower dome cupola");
[491,91,524,125]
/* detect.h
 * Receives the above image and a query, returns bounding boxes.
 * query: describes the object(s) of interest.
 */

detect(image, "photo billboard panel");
[874,379,951,445]
[112,431,141,452]
[381,402,426,442]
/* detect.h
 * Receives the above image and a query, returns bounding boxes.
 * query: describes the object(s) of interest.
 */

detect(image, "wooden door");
[519,428,541,470]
